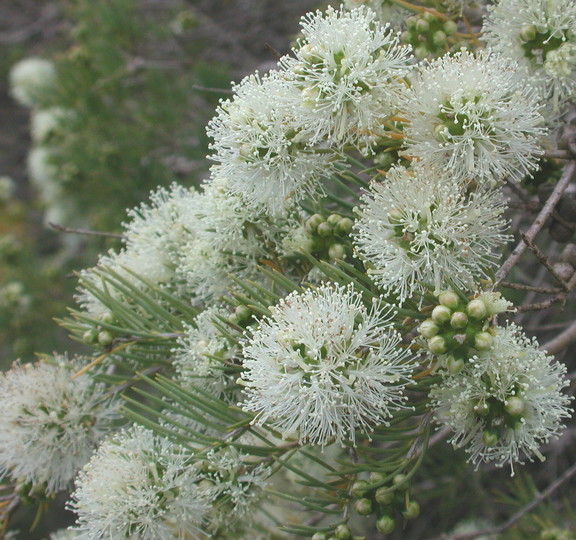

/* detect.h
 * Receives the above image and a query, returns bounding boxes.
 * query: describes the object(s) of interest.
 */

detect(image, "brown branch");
[49,222,126,240]
[499,282,563,294]
[516,271,576,313]
[542,149,572,160]
[495,160,576,284]
[520,232,570,291]
[542,320,576,355]
[436,461,576,539]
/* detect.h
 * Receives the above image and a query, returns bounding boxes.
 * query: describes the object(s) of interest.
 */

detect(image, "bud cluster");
[400,13,459,59]
[304,212,354,260]
[418,291,510,372]
[82,310,117,348]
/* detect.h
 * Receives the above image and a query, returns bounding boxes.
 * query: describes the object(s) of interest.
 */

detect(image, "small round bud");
[432,30,447,46]
[300,43,319,62]
[328,243,346,260]
[375,487,395,505]
[415,19,430,33]
[97,330,114,347]
[234,305,252,322]
[473,401,490,417]
[428,336,447,354]
[369,471,386,484]
[407,16,419,29]
[450,311,468,329]
[376,516,396,535]
[317,222,333,237]
[83,328,99,344]
[467,299,487,320]
[334,524,352,539]
[438,291,459,309]
[403,501,420,520]
[519,24,537,42]
[97,311,115,325]
[482,430,499,447]
[351,480,369,497]
[418,319,439,339]
[400,30,412,44]
[336,217,354,235]
[423,11,437,23]
[305,214,324,232]
[443,20,458,35]
[505,396,525,417]
[392,473,408,490]
[414,45,428,60]
[327,214,341,226]
[446,356,464,374]
[475,332,494,351]
[312,533,328,540]
[354,498,373,516]
[433,123,449,142]
[388,208,403,224]
[431,305,452,324]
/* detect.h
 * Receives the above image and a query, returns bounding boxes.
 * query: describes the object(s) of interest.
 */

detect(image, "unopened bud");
[439,291,460,309]
[336,217,354,234]
[520,24,537,42]
[432,30,447,46]
[467,298,487,319]
[418,319,439,339]
[475,332,494,350]
[473,401,490,417]
[317,222,333,237]
[505,396,525,416]
[376,516,396,534]
[97,330,114,347]
[415,19,430,33]
[482,430,499,447]
[375,486,395,505]
[450,311,468,329]
[351,480,369,497]
[428,335,447,354]
[403,501,420,520]
[446,356,464,374]
[334,524,352,539]
[354,498,373,516]
[431,305,451,324]
[328,243,346,260]
[306,214,324,232]
[443,20,458,35]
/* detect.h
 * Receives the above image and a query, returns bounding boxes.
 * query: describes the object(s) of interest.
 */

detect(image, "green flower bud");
[376,516,396,535]
[407,16,419,29]
[467,299,488,319]
[327,214,341,226]
[351,480,369,497]
[520,24,537,42]
[439,291,460,309]
[423,11,437,23]
[400,30,412,44]
[375,486,395,505]
[306,214,324,232]
[505,396,525,416]
[446,356,464,374]
[354,498,373,516]
[97,330,114,347]
[234,305,252,322]
[475,331,494,350]
[83,328,99,344]
[414,45,428,60]
[312,533,328,540]
[388,208,403,224]
[336,217,354,235]
[431,305,452,324]
[334,524,352,539]
[415,19,430,33]
[369,471,387,484]
[328,243,346,260]
[97,311,115,325]
[482,430,499,447]
[473,401,490,417]
[450,311,468,329]
[432,30,447,47]
[418,319,439,338]
[443,20,458,35]
[428,335,447,354]
[403,500,420,520]
[393,473,409,490]
[317,222,333,237]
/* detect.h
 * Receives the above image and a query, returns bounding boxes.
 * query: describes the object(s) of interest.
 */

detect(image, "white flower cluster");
[431,325,572,472]
[9,57,57,107]
[0,357,117,494]
[483,0,576,107]
[241,284,416,446]
[354,164,509,302]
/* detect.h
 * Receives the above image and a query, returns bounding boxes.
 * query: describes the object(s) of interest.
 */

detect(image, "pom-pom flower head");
[240,284,415,446]
[483,0,576,106]
[69,427,211,539]
[0,357,117,494]
[354,164,510,303]
[403,49,545,183]
[207,71,336,215]
[9,57,58,107]
[281,6,412,146]
[431,325,573,472]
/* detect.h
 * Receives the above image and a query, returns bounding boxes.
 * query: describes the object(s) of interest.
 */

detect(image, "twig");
[542,149,572,160]
[499,282,563,294]
[495,160,576,284]
[520,232,570,291]
[542,320,576,355]
[49,222,126,240]
[436,461,576,539]
[516,271,576,313]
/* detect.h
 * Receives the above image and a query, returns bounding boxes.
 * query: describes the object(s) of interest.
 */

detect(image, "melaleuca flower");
[31,107,76,144]
[49,530,80,540]
[430,325,573,473]
[403,49,545,183]
[240,283,415,446]
[9,57,57,107]
[207,71,337,215]
[202,447,270,533]
[343,0,409,30]
[353,164,509,303]
[0,357,117,494]
[69,427,211,539]
[173,306,238,397]
[483,0,576,107]
[280,6,412,146]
